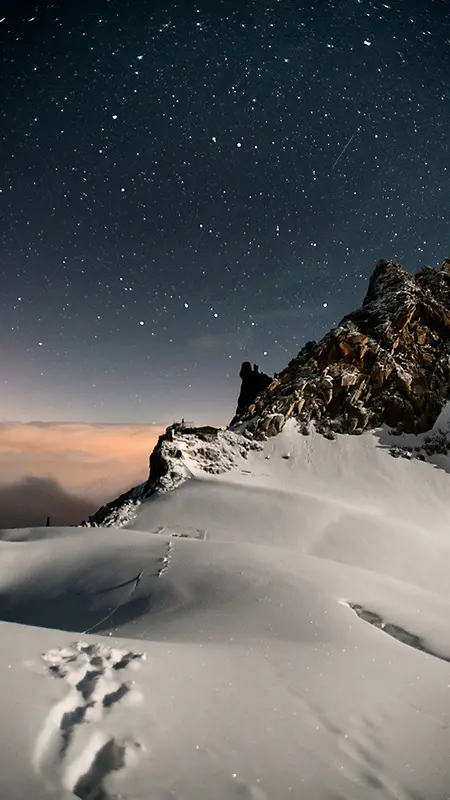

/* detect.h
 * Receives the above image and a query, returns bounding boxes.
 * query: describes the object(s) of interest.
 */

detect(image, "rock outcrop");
[232,258,450,439]
[390,427,450,463]
[231,362,273,423]
[82,422,261,527]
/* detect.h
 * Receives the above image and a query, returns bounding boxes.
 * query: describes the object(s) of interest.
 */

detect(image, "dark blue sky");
[2,0,449,424]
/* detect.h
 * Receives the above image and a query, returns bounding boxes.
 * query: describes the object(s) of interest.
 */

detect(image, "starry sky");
[2,0,449,425]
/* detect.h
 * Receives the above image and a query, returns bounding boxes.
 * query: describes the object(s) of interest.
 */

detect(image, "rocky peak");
[82,257,450,528]
[232,259,450,439]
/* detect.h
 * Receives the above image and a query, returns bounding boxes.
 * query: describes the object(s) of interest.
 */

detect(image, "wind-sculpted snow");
[343,601,450,665]
[84,425,262,528]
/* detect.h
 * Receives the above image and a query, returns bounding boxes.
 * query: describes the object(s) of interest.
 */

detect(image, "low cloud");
[0,476,97,529]
[0,422,166,528]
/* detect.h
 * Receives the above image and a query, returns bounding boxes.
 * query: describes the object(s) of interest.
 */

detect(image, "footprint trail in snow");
[34,641,145,799]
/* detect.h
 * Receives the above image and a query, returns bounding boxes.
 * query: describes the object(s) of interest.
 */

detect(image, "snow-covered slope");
[1,257,449,799]
[1,413,450,800]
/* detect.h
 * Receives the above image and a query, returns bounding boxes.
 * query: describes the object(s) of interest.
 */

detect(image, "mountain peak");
[83,257,449,528]
[232,258,450,439]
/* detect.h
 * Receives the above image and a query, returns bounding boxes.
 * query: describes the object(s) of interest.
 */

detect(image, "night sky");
[2,0,449,425]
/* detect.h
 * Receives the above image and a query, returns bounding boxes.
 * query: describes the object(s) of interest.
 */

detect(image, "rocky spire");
[231,259,450,439]
[231,362,273,424]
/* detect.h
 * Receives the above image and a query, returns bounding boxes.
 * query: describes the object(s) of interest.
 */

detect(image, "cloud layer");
[0,422,166,528]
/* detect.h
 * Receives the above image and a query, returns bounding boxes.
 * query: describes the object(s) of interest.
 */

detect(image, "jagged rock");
[396,367,412,394]
[231,362,273,423]
[232,258,450,438]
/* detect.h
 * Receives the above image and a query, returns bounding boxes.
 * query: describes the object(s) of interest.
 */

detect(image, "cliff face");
[233,259,450,439]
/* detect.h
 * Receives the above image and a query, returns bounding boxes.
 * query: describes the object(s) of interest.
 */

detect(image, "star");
[1,0,445,423]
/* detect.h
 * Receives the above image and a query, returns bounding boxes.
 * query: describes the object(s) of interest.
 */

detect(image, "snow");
[1,415,450,799]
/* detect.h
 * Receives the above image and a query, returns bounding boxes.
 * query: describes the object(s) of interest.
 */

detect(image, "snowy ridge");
[85,424,262,527]
[153,424,262,481]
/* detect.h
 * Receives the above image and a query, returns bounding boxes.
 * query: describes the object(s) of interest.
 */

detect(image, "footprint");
[34,641,145,796]
[156,541,173,578]
[62,731,144,800]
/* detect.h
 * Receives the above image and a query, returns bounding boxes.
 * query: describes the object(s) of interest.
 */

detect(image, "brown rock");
[231,257,450,438]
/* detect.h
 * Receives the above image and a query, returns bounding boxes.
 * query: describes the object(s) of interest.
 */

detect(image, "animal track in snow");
[34,641,145,798]
[63,731,143,800]
[156,540,174,578]
[343,601,450,665]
